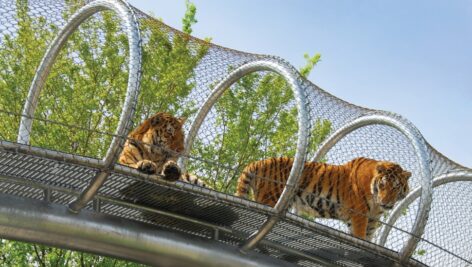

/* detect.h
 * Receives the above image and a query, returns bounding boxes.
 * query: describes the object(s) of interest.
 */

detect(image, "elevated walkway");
[0,0,471,266]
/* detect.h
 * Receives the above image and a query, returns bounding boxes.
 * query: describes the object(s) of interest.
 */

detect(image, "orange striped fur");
[119,112,206,187]
[236,157,410,240]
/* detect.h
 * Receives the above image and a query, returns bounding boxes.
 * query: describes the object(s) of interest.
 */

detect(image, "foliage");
[182,0,198,35]
[0,240,143,267]
[0,0,331,265]
[415,249,427,256]
[299,53,321,78]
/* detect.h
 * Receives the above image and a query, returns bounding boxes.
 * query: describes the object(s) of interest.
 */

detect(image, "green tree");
[0,240,143,267]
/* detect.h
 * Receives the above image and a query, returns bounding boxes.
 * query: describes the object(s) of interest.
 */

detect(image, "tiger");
[236,157,411,241]
[119,112,206,187]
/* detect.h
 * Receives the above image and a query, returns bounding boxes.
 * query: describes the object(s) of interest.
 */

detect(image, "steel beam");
[0,194,293,267]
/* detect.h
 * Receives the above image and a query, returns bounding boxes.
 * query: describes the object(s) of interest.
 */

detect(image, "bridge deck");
[0,141,424,266]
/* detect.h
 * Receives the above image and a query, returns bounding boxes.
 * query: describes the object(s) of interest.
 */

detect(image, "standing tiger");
[236,157,410,240]
[119,112,205,187]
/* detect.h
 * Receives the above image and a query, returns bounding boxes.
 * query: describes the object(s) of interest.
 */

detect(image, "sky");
[129,0,472,168]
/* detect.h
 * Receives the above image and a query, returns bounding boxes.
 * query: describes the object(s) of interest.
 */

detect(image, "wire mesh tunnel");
[0,1,471,266]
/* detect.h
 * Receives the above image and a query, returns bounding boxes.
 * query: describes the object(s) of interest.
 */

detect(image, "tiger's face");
[371,162,411,210]
[142,112,186,159]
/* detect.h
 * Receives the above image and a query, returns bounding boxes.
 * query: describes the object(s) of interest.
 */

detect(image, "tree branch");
[32,244,46,267]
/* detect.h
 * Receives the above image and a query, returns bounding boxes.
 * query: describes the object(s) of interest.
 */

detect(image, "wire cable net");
[0,1,471,266]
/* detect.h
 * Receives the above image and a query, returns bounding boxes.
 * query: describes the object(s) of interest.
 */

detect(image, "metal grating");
[0,145,425,266]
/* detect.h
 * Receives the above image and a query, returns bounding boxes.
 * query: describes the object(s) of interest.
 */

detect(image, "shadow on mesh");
[258,245,397,267]
[120,181,239,227]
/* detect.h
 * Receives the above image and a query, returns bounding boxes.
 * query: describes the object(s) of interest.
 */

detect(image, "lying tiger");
[119,112,205,186]
[236,157,410,240]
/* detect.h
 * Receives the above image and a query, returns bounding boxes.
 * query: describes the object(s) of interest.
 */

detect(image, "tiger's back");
[236,157,344,213]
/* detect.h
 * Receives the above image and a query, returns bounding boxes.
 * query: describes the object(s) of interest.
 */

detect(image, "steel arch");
[16,0,143,212]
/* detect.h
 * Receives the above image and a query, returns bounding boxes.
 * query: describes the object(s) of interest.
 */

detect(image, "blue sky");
[129,0,472,168]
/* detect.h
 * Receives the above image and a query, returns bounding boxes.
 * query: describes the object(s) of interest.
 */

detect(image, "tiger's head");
[130,112,186,159]
[371,162,411,210]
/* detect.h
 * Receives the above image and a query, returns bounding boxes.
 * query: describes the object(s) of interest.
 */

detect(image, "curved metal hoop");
[16,0,142,212]
[377,171,472,246]
[179,58,310,251]
[309,112,432,262]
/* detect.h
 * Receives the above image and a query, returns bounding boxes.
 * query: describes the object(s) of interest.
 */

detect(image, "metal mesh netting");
[0,0,471,266]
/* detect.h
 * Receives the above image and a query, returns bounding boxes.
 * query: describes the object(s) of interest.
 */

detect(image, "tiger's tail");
[235,162,258,198]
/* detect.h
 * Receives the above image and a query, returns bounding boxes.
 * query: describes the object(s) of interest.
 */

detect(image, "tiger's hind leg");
[162,160,181,181]
[137,160,158,174]
[180,173,207,187]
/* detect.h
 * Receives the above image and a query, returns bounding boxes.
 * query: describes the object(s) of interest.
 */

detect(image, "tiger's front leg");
[350,214,369,240]
[366,218,380,241]
[161,160,181,181]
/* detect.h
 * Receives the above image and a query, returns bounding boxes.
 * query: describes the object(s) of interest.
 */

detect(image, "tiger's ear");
[403,171,412,179]
[150,115,161,126]
[178,117,186,124]
[376,163,388,174]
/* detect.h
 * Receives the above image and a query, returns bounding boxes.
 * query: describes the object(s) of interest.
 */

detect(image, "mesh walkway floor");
[0,142,424,267]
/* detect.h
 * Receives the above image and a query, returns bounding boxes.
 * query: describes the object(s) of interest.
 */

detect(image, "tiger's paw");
[162,161,181,182]
[137,160,158,174]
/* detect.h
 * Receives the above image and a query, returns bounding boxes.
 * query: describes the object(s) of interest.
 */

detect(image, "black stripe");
[335,175,340,203]
[363,193,371,211]
[320,199,328,217]
[351,158,367,178]
[315,198,323,215]
[128,151,139,163]
[315,164,325,195]
[185,174,190,182]
[306,194,315,206]
[328,203,336,218]
[129,139,144,159]
[326,183,334,202]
